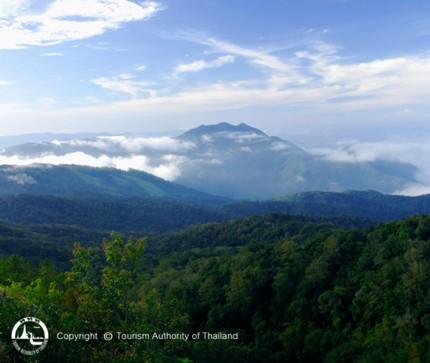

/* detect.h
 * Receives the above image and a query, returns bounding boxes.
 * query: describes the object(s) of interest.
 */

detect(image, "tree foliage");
[1,215,430,362]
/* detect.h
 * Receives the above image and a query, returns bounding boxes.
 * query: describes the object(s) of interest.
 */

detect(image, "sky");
[0,0,430,145]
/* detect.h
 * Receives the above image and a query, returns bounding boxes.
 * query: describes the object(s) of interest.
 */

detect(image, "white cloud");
[72,39,430,117]
[91,74,149,98]
[135,64,147,71]
[0,151,185,181]
[0,80,12,86]
[52,138,112,150]
[225,132,264,143]
[182,33,294,73]
[311,140,430,196]
[3,36,430,132]
[96,135,195,152]
[0,0,30,17]
[0,135,195,181]
[311,141,430,164]
[52,135,195,153]
[7,173,36,185]
[0,0,163,49]
[270,142,290,151]
[174,55,235,74]
[40,52,64,56]
[201,135,213,143]
[398,184,430,197]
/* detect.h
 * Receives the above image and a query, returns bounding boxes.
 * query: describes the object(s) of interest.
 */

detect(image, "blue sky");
[0,0,430,143]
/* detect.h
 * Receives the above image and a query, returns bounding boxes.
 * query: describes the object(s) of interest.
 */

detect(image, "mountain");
[0,123,418,199]
[0,165,226,204]
[175,123,416,198]
[180,122,267,137]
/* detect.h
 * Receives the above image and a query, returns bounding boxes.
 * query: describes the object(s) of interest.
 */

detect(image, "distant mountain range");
[1,190,430,265]
[0,122,419,199]
[0,194,224,234]
[0,191,429,236]
[222,190,430,222]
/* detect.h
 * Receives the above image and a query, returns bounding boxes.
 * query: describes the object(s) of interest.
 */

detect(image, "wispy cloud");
[180,32,293,72]
[0,80,13,86]
[40,52,64,56]
[177,32,304,85]
[135,65,147,71]
[3,33,430,134]
[174,55,235,74]
[0,0,164,49]
[91,73,150,98]
[51,135,195,153]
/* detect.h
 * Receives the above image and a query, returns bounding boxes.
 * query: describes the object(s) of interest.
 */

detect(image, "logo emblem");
[11,317,49,356]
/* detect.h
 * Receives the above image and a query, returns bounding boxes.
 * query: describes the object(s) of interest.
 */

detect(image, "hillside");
[0,222,106,266]
[144,215,430,363]
[222,190,430,221]
[148,213,360,255]
[0,191,428,237]
[0,165,226,204]
[0,194,224,233]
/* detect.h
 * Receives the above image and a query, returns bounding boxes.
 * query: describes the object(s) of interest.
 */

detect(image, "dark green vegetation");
[0,194,224,233]
[1,190,430,267]
[0,165,227,205]
[223,190,430,222]
[0,221,106,266]
[0,190,429,235]
[1,214,430,362]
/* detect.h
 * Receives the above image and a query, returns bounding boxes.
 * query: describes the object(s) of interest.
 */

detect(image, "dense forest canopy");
[1,214,430,362]
[2,189,430,270]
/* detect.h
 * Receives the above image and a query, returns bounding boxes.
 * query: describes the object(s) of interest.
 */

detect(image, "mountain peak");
[182,122,267,137]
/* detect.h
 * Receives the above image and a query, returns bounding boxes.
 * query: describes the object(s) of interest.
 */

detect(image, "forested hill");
[0,194,224,233]
[222,190,430,222]
[148,213,368,255]
[0,164,226,205]
[144,215,430,363]
[1,214,430,362]
[0,191,429,237]
[0,222,106,266]
[0,213,368,267]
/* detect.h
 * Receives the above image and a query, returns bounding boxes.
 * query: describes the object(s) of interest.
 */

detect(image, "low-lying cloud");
[52,136,195,153]
[312,140,430,196]
[1,134,430,196]
[0,152,185,181]
[0,135,196,181]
